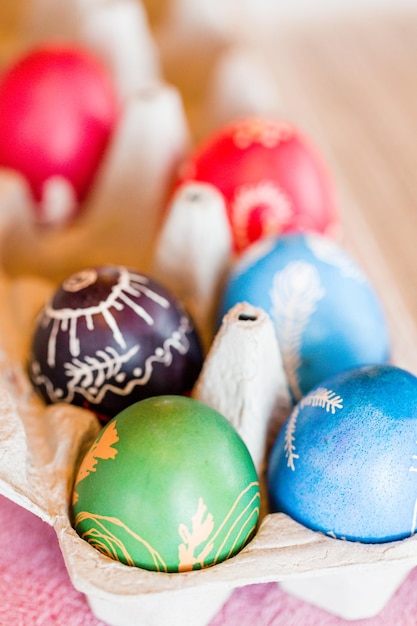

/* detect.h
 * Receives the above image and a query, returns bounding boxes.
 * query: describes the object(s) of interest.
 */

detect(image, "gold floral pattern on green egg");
[72,395,260,572]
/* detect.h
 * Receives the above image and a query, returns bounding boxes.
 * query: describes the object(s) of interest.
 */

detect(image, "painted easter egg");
[72,395,260,571]
[219,233,390,400]
[28,266,203,420]
[268,364,417,542]
[176,117,338,253]
[0,44,118,219]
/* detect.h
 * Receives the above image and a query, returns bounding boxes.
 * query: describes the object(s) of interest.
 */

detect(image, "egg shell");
[268,364,417,542]
[176,117,338,253]
[219,232,390,399]
[72,395,260,572]
[28,266,203,420]
[0,43,119,218]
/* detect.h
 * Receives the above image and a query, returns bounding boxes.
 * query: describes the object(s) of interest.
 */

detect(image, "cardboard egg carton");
[1,1,417,624]
[1,261,417,626]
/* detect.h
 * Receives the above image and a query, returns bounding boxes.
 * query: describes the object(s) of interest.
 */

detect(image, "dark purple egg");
[28,266,204,420]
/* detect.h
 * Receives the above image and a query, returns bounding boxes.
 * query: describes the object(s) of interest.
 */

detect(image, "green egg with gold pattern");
[72,395,260,572]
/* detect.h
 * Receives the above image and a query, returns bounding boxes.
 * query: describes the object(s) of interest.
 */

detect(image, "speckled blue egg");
[268,364,417,543]
[219,233,390,400]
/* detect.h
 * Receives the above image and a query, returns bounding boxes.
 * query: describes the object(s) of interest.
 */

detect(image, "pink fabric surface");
[1,493,417,626]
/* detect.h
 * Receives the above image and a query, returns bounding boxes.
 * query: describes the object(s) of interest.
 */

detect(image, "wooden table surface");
[259,11,417,374]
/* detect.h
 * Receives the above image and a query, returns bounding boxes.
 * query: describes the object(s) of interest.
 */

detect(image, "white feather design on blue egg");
[284,387,344,471]
[270,260,325,401]
[306,235,366,282]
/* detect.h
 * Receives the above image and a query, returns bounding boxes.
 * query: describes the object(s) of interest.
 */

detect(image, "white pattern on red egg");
[175,117,338,253]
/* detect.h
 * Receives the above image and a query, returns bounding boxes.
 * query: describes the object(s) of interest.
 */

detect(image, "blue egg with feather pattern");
[267,364,417,543]
[219,233,390,400]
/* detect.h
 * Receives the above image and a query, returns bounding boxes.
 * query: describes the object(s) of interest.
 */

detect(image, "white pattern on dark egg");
[29,266,203,420]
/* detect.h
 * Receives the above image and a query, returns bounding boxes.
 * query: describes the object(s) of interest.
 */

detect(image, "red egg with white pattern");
[0,44,119,221]
[176,117,339,253]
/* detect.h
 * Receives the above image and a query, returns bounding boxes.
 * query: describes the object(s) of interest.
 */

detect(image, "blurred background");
[0,0,417,368]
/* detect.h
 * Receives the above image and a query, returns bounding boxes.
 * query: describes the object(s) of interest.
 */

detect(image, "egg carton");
[1,1,417,625]
[2,182,417,626]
